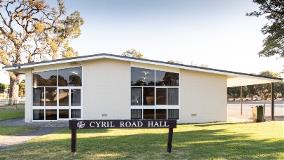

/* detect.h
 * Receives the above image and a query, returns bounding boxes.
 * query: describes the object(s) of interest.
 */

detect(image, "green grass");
[0,105,24,121]
[0,121,283,160]
[0,126,36,136]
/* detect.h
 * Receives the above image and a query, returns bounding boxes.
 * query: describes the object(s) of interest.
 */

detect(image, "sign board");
[69,120,177,154]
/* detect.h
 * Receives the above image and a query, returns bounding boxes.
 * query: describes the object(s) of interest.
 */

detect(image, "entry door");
[58,87,82,120]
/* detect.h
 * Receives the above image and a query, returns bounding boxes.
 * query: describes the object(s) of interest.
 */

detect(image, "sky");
[0,0,283,83]
[66,0,283,74]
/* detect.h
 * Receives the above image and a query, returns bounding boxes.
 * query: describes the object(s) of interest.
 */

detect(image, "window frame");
[130,66,180,120]
[32,66,83,122]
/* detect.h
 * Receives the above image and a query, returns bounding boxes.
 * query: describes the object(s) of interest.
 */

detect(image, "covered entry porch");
[227,74,283,122]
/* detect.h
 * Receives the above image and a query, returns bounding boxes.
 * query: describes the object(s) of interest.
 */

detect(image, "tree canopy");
[247,0,284,57]
[122,49,144,58]
[0,0,83,104]
[0,0,84,66]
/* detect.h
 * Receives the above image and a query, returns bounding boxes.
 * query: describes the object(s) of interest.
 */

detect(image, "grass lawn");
[0,126,36,136]
[0,121,283,160]
[0,104,24,121]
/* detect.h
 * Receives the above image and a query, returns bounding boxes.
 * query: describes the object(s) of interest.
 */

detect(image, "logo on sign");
[77,121,85,129]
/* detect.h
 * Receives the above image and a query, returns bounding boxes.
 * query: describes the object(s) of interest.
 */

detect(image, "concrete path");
[0,118,68,127]
[0,118,66,150]
[0,127,59,149]
[227,104,284,122]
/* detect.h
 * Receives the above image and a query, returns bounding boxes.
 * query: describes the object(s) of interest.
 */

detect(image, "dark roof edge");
[4,53,283,81]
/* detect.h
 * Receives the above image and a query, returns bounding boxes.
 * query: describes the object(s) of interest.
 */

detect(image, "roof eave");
[3,53,282,82]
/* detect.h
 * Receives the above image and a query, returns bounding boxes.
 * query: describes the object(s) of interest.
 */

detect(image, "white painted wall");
[23,58,228,123]
[82,59,131,119]
[25,69,32,122]
[180,69,227,123]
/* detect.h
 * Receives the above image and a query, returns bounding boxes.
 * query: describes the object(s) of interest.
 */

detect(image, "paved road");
[228,100,284,104]
[227,104,284,122]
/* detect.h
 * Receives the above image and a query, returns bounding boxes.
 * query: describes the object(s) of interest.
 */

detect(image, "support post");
[167,128,173,153]
[240,86,243,115]
[71,129,77,156]
[271,83,275,121]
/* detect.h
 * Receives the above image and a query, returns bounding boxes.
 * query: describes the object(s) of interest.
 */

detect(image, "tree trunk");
[8,72,20,105]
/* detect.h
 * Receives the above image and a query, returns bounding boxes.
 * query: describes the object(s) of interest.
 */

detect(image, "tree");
[247,0,284,57]
[0,0,84,104]
[122,49,144,58]
[256,71,282,99]
[227,87,241,99]
[19,80,25,97]
[0,82,6,92]
[246,85,257,100]
[168,60,183,64]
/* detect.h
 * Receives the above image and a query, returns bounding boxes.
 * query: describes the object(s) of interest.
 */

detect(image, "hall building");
[4,53,281,123]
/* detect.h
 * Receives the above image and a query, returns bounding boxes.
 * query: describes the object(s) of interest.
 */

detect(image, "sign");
[70,120,176,129]
[69,120,177,155]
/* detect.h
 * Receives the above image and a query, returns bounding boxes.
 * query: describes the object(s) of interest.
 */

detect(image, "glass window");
[168,88,179,105]
[71,109,81,119]
[156,88,167,105]
[59,109,69,119]
[45,87,57,106]
[131,87,142,105]
[143,109,154,119]
[46,109,57,120]
[58,67,82,86]
[156,109,167,119]
[168,109,179,119]
[33,87,44,106]
[71,89,81,106]
[33,70,57,86]
[131,109,142,120]
[59,89,69,106]
[131,67,154,86]
[33,109,44,120]
[156,71,179,86]
[143,87,155,105]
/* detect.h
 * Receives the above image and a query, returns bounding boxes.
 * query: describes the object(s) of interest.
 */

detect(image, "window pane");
[156,88,167,105]
[46,109,57,120]
[156,109,167,119]
[59,109,69,119]
[143,87,155,105]
[131,87,142,105]
[143,109,154,119]
[168,109,179,119]
[131,67,154,86]
[33,109,44,120]
[33,87,44,106]
[59,89,69,106]
[131,109,142,120]
[168,88,179,105]
[71,109,81,119]
[45,87,57,106]
[71,89,81,106]
[156,71,179,86]
[58,67,82,86]
[33,70,57,86]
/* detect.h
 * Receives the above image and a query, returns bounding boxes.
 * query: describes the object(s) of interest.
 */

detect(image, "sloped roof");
[3,53,282,87]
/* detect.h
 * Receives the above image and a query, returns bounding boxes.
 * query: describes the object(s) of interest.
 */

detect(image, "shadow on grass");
[58,128,111,134]
[193,121,255,127]
[0,128,283,160]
